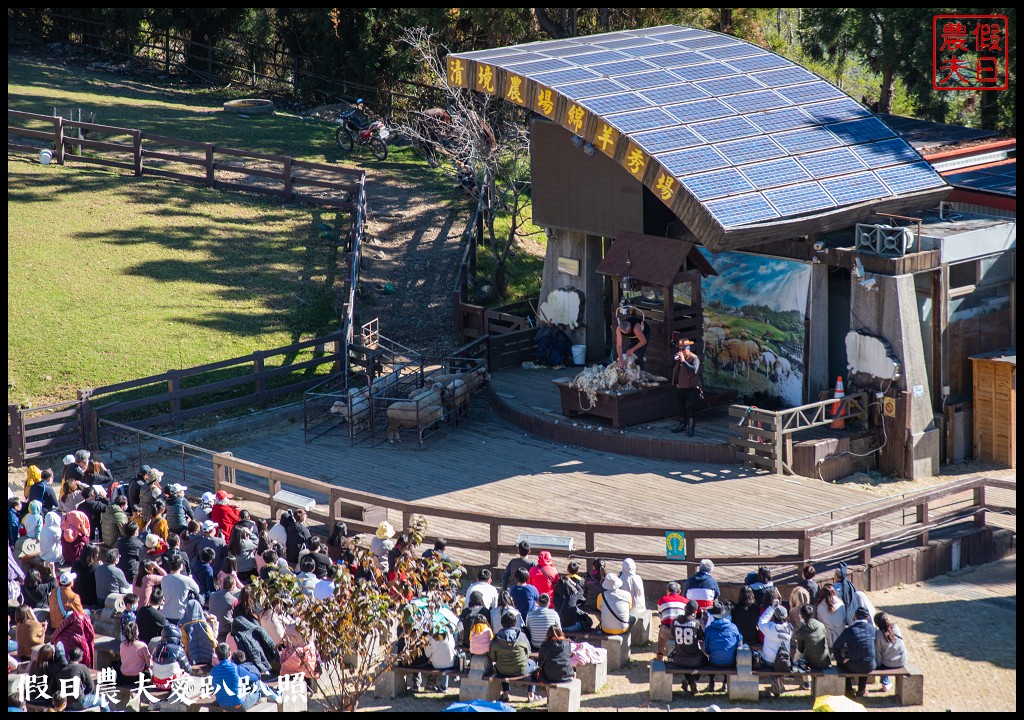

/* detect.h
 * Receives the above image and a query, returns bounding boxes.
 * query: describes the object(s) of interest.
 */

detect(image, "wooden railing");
[8,110,364,209]
[211,451,1014,572]
[729,393,870,475]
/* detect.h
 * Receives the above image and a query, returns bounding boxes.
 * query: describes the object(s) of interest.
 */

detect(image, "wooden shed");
[970,348,1016,469]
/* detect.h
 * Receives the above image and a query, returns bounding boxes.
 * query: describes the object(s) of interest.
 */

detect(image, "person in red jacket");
[528,550,559,598]
[210,491,240,542]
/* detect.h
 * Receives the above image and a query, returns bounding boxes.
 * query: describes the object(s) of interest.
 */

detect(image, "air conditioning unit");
[854,224,916,258]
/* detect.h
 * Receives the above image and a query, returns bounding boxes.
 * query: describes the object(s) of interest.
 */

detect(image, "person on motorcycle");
[348,98,371,131]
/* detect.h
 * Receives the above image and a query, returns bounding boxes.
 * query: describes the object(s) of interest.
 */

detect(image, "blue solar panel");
[531,67,601,88]
[728,54,790,73]
[739,158,811,190]
[777,82,846,104]
[691,116,760,143]
[672,62,735,81]
[631,126,703,154]
[852,139,923,167]
[666,99,734,123]
[680,35,739,50]
[717,136,787,165]
[875,162,947,194]
[500,57,573,74]
[580,93,653,115]
[459,48,533,61]
[554,78,627,98]
[640,84,710,106]
[644,50,707,68]
[774,126,842,154]
[658,146,729,176]
[722,89,791,114]
[825,118,895,144]
[654,29,705,42]
[821,172,893,205]
[705,193,781,226]
[591,59,657,77]
[604,107,677,134]
[542,44,595,58]
[799,99,872,125]
[694,75,765,97]
[764,182,836,216]
[620,42,686,58]
[614,70,676,91]
[681,168,755,201]
[748,66,818,88]
[566,50,631,65]
[629,25,688,37]
[594,37,651,51]
[796,147,867,179]
[699,43,766,61]
[747,107,815,133]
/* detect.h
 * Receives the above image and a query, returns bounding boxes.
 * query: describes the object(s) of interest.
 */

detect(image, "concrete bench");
[629,608,653,648]
[93,634,120,670]
[460,674,580,712]
[649,661,739,702]
[565,629,630,670]
[374,665,464,699]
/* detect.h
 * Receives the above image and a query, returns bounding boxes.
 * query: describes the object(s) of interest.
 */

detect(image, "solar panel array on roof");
[943,161,1016,196]
[449,25,947,229]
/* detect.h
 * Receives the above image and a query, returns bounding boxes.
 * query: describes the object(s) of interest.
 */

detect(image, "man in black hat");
[834,605,877,697]
[671,337,703,436]
[705,600,742,692]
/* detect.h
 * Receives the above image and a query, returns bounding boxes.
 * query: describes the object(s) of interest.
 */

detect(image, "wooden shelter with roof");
[598,231,716,377]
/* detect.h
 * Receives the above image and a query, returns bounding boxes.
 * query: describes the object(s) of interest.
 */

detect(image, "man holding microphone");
[671,337,703,436]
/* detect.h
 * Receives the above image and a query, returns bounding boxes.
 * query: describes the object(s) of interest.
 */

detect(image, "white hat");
[201,492,216,506]
[145,533,161,549]
[202,520,219,533]
[602,574,622,591]
[59,571,77,586]
[375,521,395,540]
[168,483,187,495]
[63,455,76,466]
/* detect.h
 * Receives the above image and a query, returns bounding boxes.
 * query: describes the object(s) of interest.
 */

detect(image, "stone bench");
[565,629,631,670]
[374,665,464,699]
[629,609,653,648]
[649,661,739,702]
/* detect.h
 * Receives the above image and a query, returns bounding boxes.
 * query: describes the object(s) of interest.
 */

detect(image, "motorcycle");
[336,109,390,160]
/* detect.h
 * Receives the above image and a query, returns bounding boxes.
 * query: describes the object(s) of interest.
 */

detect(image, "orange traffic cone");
[830,376,846,429]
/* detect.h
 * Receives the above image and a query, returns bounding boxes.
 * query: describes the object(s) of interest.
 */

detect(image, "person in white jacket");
[618,558,646,616]
[757,603,794,697]
[425,627,458,691]
[814,584,847,649]
[597,574,634,635]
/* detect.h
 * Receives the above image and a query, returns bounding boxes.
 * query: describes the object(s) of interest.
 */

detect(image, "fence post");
[54,115,65,165]
[77,389,97,450]
[917,501,930,546]
[973,486,986,527]
[205,144,215,187]
[164,29,170,73]
[489,524,500,567]
[132,129,142,176]
[858,520,872,565]
[253,351,266,409]
[167,370,180,427]
[282,156,293,201]
[685,533,696,565]
[8,405,26,468]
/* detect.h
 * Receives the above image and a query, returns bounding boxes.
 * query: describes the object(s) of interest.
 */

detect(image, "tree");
[247,517,463,712]
[397,28,536,299]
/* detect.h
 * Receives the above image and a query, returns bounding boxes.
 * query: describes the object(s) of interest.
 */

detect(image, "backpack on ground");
[773,647,791,672]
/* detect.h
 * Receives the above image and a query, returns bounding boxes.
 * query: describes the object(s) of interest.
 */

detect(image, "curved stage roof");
[448,25,950,251]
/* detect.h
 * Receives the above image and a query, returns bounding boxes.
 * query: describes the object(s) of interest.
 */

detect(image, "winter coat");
[527,551,559,598]
[538,637,574,683]
[553,574,589,629]
[619,558,646,612]
[40,511,64,564]
[180,596,217,665]
[117,535,144,581]
[285,519,311,566]
[51,610,96,669]
[815,598,847,648]
[101,503,129,548]
[757,606,794,665]
[212,503,241,544]
[153,623,192,688]
[597,575,633,635]
[705,616,742,667]
[834,618,876,668]
[684,570,720,610]
[165,494,194,534]
[49,585,86,628]
[670,615,707,668]
[796,617,832,669]
[488,627,531,677]
[874,624,908,669]
[834,562,858,625]
[231,613,279,675]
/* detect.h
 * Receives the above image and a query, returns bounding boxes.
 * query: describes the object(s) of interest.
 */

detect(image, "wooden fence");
[8,332,347,468]
[8,110,364,210]
[212,451,1014,572]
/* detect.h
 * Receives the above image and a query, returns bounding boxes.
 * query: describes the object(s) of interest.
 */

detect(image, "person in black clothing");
[670,600,708,696]
[614,312,651,370]
[501,541,535,592]
[796,564,819,602]
[536,625,574,683]
[117,522,144,581]
[137,586,169,644]
[71,543,101,608]
[670,337,703,436]
[285,509,311,566]
[75,485,107,543]
[459,591,490,647]
[160,533,191,576]
[57,646,102,710]
[553,562,592,632]
[731,585,760,645]
[22,569,56,610]
[305,536,332,578]
[27,468,59,515]
[834,605,877,697]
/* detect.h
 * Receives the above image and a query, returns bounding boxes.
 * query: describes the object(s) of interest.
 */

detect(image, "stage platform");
[488,365,863,467]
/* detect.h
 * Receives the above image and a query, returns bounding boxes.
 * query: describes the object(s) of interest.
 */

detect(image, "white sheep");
[387,399,443,443]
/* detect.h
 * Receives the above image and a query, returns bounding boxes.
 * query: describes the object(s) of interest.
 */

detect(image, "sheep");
[773,356,792,381]
[330,388,371,431]
[704,326,726,357]
[716,338,755,377]
[759,350,778,379]
[440,378,470,418]
[387,398,443,443]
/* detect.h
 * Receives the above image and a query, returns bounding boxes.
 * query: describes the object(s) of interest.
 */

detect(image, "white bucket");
[571,344,587,366]
[39,149,53,165]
